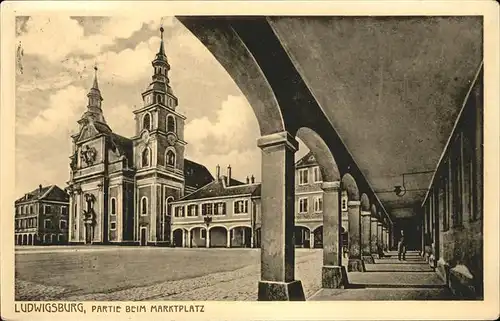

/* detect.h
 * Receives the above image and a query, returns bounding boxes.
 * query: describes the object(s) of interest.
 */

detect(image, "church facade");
[67,27,213,246]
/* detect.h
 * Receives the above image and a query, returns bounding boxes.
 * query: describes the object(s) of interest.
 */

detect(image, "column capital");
[360,210,371,216]
[370,217,378,222]
[347,201,361,207]
[257,131,298,152]
[377,222,383,226]
[321,181,341,192]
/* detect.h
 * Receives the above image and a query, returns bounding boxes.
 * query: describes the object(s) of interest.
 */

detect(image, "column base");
[258,280,305,301]
[347,258,366,272]
[362,255,375,264]
[322,265,348,288]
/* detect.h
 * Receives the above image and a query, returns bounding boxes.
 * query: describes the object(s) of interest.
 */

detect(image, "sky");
[15,16,309,198]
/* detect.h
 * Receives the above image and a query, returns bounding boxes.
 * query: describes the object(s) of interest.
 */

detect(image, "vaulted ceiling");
[268,16,483,219]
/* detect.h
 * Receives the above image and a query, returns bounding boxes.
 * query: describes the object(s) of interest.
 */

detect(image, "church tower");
[132,26,187,246]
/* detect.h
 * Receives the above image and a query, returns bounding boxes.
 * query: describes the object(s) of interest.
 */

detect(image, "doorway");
[140,227,147,246]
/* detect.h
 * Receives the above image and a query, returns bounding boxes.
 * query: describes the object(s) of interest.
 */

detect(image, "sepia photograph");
[1,1,499,320]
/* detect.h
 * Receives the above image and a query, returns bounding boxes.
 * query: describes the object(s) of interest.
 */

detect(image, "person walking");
[397,230,406,261]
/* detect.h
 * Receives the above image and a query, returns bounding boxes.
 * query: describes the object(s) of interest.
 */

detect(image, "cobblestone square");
[15,247,322,301]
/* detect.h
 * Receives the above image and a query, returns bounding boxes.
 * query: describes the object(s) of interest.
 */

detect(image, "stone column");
[206,228,210,248]
[382,226,388,252]
[256,132,305,301]
[377,222,383,256]
[309,230,315,249]
[182,230,186,247]
[347,200,365,272]
[370,217,379,258]
[321,181,348,288]
[227,229,231,248]
[250,228,254,248]
[361,210,374,264]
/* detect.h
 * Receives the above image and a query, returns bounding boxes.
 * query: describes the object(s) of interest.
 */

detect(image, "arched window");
[157,94,163,105]
[141,197,148,215]
[165,196,174,216]
[167,115,176,133]
[110,198,117,215]
[142,113,151,131]
[142,148,151,167]
[166,149,176,167]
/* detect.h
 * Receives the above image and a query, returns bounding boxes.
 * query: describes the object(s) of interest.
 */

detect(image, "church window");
[110,198,117,215]
[167,115,176,133]
[166,149,176,167]
[140,197,148,215]
[142,148,151,168]
[142,113,151,131]
[157,94,163,105]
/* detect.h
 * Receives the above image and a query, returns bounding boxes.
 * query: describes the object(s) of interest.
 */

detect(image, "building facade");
[170,152,349,248]
[67,27,213,246]
[14,185,70,245]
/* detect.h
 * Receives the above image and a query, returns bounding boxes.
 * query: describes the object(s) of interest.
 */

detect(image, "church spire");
[157,25,166,58]
[87,64,103,109]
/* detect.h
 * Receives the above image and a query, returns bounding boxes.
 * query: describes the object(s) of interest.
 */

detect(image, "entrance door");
[85,225,92,244]
[140,227,147,246]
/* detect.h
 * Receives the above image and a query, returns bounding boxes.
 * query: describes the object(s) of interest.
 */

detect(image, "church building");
[67,27,213,246]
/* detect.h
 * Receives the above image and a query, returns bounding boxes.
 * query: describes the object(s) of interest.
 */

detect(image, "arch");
[165,148,176,167]
[28,234,33,245]
[371,204,377,217]
[294,225,311,248]
[227,224,252,230]
[167,114,176,133]
[110,197,117,215]
[209,226,228,247]
[313,225,324,248]
[140,196,148,215]
[51,234,56,244]
[187,225,208,232]
[172,229,184,247]
[341,173,360,201]
[165,196,174,216]
[360,193,370,211]
[229,226,252,248]
[142,112,152,131]
[43,234,49,244]
[156,94,163,105]
[142,147,151,167]
[22,234,27,245]
[296,127,340,182]
[177,19,285,136]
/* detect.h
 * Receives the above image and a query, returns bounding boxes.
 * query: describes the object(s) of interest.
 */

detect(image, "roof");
[109,132,133,161]
[15,185,69,204]
[184,159,214,190]
[178,177,261,202]
[295,151,319,168]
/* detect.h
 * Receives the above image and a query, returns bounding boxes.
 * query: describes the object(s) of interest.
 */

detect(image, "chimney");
[216,164,220,180]
[39,184,42,193]
[251,175,255,184]
[246,176,250,184]
[227,165,232,186]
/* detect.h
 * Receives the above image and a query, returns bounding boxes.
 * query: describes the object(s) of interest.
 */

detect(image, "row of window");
[141,148,176,168]
[297,195,349,213]
[173,200,250,218]
[16,218,67,230]
[298,167,322,185]
[142,113,176,133]
[16,205,67,215]
[426,130,478,233]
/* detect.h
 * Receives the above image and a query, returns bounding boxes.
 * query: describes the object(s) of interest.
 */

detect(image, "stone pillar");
[256,132,305,301]
[377,222,383,256]
[321,181,348,288]
[361,210,374,264]
[347,200,365,272]
[370,217,379,258]
[206,228,210,248]
[227,229,231,248]
[383,226,388,252]
[250,229,254,248]
[309,230,315,249]
[182,230,186,247]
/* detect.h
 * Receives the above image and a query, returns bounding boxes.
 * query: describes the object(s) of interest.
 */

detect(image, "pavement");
[310,250,455,300]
